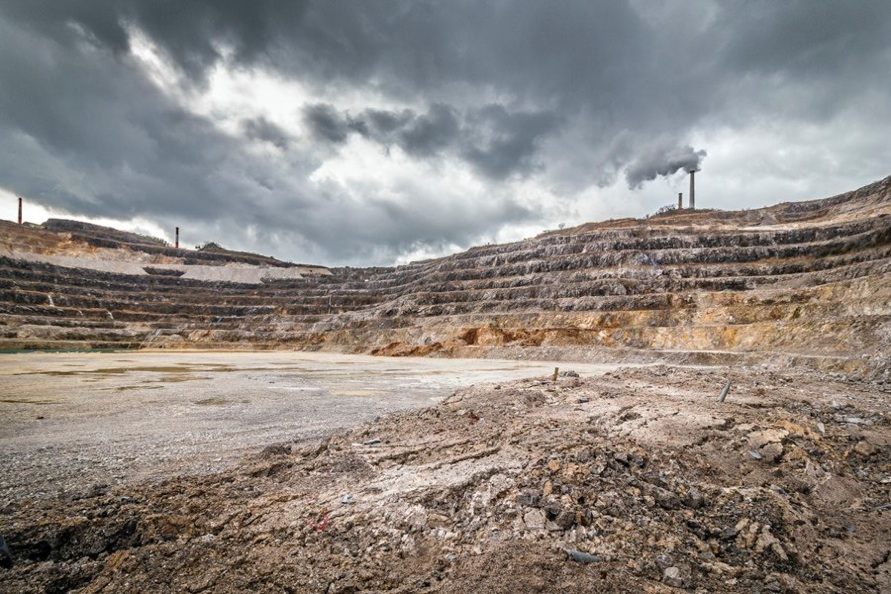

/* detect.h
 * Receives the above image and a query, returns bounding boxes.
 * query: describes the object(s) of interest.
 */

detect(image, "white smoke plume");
[625,144,706,188]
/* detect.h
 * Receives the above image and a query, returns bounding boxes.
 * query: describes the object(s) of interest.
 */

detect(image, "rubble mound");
[2,366,888,592]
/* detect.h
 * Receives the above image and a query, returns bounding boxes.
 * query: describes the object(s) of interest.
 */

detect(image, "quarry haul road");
[0,351,625,505]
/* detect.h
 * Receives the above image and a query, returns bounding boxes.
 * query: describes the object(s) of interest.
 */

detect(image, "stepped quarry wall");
[1,176,890,376]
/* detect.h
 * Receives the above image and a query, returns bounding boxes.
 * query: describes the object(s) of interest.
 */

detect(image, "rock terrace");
[1,176,889,379]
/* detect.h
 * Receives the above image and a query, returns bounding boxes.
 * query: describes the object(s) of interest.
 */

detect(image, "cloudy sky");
[1,1,889,265]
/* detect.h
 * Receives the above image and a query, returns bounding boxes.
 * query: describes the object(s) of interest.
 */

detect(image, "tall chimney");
[17,196,23,224]
[677,192,683,210]
[688,169,696,210]
[175,226,180,249]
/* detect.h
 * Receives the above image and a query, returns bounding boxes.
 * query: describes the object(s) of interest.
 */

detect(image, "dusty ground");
[1,364,888,593]
[0,351,621,506]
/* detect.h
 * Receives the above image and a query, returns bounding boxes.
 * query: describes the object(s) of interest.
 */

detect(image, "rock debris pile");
[3,366,888,592]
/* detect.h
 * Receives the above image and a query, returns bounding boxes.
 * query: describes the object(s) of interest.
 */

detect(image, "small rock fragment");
[771,542,789,562]
[720,525,739,540]
[663,566,683,587]
[754,526,778,553]
[554,510,576,530]
[655,553,674,570]
[747,429,788,450]
[853,440,877,457]
[684,487,705,509]
[566,549,599,563]
[523,508,546,531]
[542,480,553,497]
[517,490,539,507]
[760,442,784,463]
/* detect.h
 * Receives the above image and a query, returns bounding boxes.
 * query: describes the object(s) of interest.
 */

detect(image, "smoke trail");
[625,144,706,188]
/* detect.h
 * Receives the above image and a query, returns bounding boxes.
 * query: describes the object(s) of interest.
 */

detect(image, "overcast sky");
[1,1,889,265]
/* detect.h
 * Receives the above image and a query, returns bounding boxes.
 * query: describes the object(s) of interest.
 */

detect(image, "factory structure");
[675,168,700,210]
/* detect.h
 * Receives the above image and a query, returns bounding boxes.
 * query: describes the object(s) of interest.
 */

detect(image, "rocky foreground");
[3,366,889,593]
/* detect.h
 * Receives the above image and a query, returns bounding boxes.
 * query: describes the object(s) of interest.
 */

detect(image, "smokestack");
[17,196,22,224]
[175,226,180,249]
[688,169,697,210]
[678,192,683,210]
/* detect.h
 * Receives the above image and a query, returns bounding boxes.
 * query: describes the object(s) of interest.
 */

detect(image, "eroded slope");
[1,177,889,375]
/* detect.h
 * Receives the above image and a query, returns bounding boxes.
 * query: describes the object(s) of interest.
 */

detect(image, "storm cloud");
[0,1,889,264]
[242,116,293,150]
[304,103,558,179]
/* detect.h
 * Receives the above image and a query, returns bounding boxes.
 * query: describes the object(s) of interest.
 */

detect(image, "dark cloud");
[0,1,310,81]
[303,104,350,144]
[0,11,534,263]
[304,103,460,156]
[393,104,461,158]
[460,105,559,179]
[242,116,292,150]
[716,1,891,78]
[0,1,889,264]
[364,109,414,135]
[304,102,557,179]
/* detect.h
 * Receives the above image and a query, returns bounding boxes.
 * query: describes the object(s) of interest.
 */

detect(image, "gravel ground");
[2,365,888,593]
[0,351,622,505]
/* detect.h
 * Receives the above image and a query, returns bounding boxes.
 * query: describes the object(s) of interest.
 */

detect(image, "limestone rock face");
[1,176,890,374]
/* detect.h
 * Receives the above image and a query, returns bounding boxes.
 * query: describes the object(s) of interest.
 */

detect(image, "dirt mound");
[3,366,888,592]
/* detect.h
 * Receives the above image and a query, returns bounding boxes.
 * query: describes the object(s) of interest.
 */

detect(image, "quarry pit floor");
[0,351,623,505]
[1,353,889,592]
